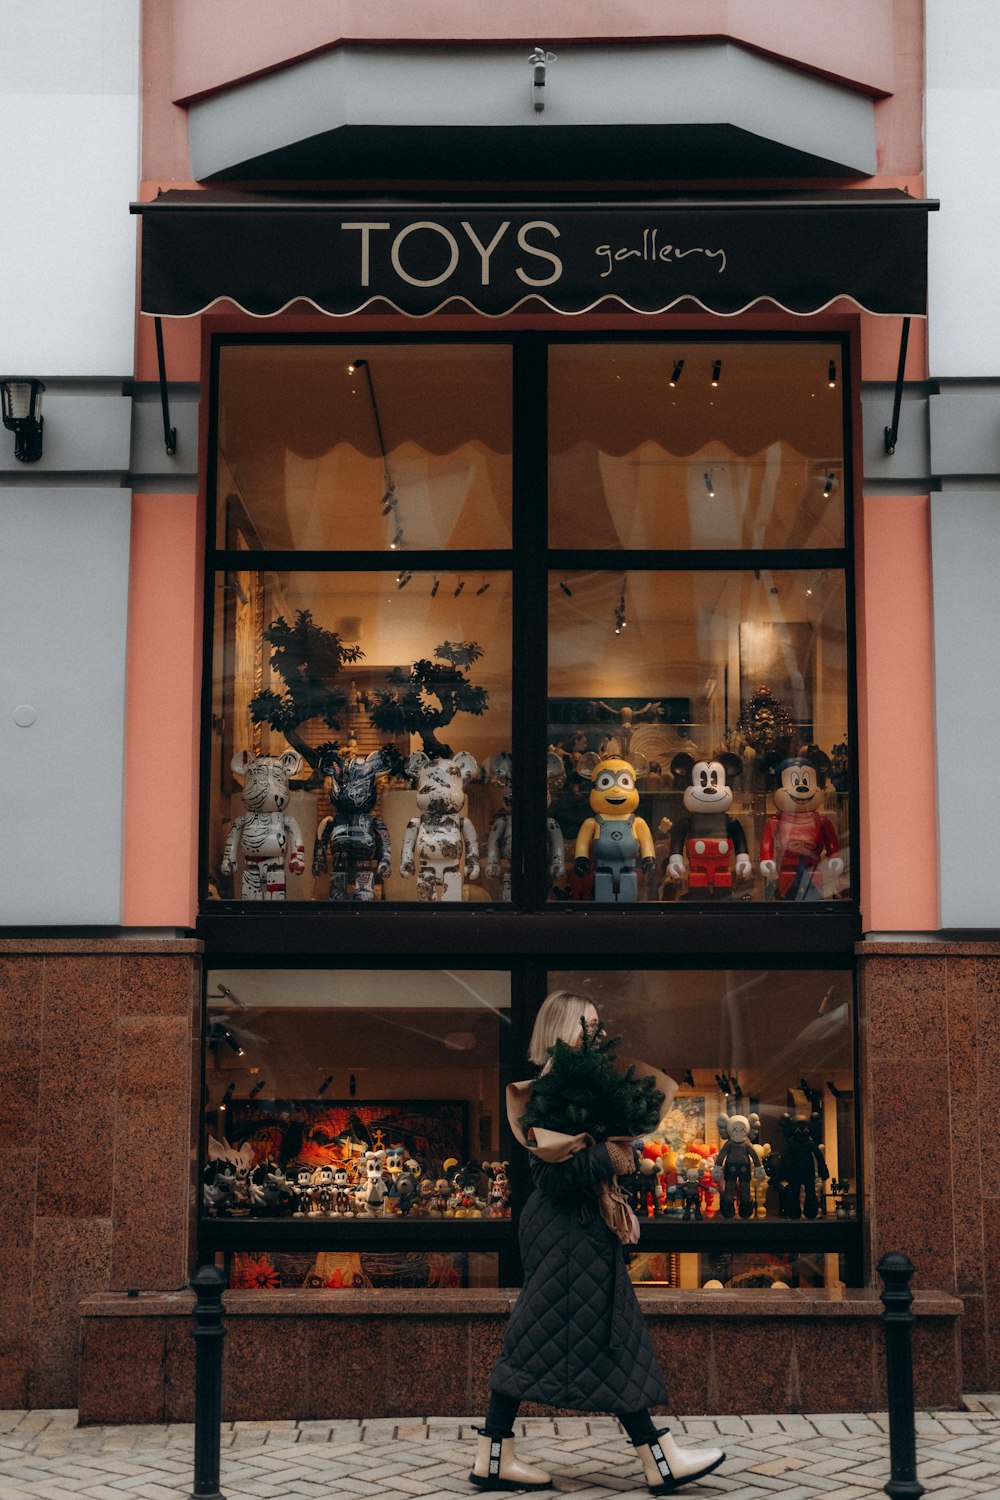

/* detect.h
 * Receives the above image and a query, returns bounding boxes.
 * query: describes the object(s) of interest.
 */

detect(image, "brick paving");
[2,1401,1000,1499]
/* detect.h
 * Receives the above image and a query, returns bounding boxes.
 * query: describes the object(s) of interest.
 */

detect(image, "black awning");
[131,190,937,320]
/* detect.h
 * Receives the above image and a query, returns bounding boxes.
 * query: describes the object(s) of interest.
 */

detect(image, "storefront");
[44,185,958,1420]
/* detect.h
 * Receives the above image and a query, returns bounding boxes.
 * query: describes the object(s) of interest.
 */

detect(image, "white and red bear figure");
[222,749,306,899]
[399,751,480,901]
[759,745,844,901]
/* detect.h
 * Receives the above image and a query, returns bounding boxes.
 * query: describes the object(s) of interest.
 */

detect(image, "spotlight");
[683,1069,695,1087]
[454,579,465,596]
[614,585,627,634]
[823,472,836,497]
[828,360,837,387]
[390,527,403,549]
[249,1078,267,1098]
[0,379,45,463]
[349,1072,357,1097]
[711,359,722,387]
[559,578,573,596]
[396,570,412,589]
[704,471,715,497]
[476,580,490,595]
[318,1075,334,1096]
[431,576,440,597]
[221,1082,236,1105]
[381,488,396,515]
[669,359,685,387]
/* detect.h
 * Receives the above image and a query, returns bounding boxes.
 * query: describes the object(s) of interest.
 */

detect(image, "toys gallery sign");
[133,191,935,319]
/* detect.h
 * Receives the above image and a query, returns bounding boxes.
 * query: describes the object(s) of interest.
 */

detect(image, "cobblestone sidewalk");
[3,1401,1000,1500]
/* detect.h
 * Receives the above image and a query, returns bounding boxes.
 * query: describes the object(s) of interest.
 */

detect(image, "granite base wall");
[77,1286,963,1425]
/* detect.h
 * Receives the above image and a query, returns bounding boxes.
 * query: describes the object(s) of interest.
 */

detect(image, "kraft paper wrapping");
[505,1063,678,1245]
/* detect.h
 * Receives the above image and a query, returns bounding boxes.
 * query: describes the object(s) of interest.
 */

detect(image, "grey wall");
[931,491,1000,928]
[0,489,131,924]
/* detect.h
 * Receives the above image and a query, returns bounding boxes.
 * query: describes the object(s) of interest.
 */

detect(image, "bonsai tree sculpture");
[368,640,489,760]
[248,610,365,782]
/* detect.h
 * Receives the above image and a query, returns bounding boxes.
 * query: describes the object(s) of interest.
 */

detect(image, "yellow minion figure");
[574,754,656,901]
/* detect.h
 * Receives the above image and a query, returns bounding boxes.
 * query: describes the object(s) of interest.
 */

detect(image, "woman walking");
[470,990,726,1494]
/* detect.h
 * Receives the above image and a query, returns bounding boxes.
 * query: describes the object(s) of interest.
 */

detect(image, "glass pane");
[549,341,845,550]
[548,569,849,903]
[547,968,857,1229]
[203,968,512,1229]
[208,569,512,903]
[229,1249,499,1289]
[629,1251,851,1289]
[216,343,512,550]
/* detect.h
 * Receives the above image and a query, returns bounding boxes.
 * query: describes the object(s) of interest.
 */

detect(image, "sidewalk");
[3,1403,1000,1500]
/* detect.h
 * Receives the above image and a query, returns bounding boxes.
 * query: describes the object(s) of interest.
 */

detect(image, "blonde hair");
[528,989,595,1067]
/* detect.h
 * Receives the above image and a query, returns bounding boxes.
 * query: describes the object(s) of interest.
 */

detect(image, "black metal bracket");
[884,316,911,456]
[154,315,178,456]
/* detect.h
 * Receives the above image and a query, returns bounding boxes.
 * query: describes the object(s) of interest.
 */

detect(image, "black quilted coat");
[490,1142,669,1413]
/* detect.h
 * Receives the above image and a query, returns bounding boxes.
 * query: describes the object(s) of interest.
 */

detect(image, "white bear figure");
[221,749,306,899]
[399,751,480,902]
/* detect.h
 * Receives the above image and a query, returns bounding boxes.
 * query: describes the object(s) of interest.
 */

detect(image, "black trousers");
[483,1389,662,1446]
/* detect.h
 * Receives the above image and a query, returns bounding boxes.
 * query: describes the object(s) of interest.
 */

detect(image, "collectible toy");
[484,752,514,900]
[712,1112,767,1220]
[222,749,306,899]
[312,742,397,901]
[774,1109,829,1219]
[759,746,844,900]
[665,751,752,897]
[399,750,480,901]
[356,1149,389,1214]
[573,753,656,902]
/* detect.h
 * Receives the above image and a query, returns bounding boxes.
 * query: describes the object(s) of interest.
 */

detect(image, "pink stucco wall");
[855,495,939,932]
[123,493,202,927]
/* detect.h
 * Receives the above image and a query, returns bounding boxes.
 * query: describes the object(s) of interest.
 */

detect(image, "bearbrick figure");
[399,751,480,901]
[775,1109,829,1219]
[712,1112,767,1220]
[760,746,844,900]
[222,749,306,899]
[484,752,514,900]
[312,742,397,902]
[665,752,751,897]
[573,753,656,902]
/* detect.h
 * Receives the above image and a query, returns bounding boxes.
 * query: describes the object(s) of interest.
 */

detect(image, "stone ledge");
[79,1285,963,1320]
[0,938,203,954]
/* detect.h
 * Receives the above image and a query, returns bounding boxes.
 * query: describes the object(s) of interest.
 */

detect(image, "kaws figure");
[222,749,306,899]
[712,1112,767,1220]
[750,1141,772,1218]
[399,751,480,901]
[666,752,751,898]
[635,1152,666,1218]
[759,747,844,900]
[775,1110,829,1220]
[312,743,397,902]
[573,753,656,902]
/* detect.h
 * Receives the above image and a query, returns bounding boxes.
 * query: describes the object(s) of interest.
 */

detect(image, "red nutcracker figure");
[759,748,844,901]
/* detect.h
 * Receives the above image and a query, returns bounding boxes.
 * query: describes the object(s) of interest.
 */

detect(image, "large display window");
[203,332,854,914]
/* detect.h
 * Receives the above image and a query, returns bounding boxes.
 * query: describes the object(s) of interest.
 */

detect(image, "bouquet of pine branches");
[520,1020,664,1143]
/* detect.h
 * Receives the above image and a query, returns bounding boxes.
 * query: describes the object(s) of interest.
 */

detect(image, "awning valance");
[131,189,937,320]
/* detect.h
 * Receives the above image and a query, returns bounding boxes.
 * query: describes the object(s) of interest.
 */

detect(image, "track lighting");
[614,577,627,634]
[249,1078,267,1098]
[711,359,722,386]
[431,576,440,597]
[349,1072,357,1097]
[559,578,573,596]
[669,359,684,387]
[454,579,465,596]
[476,580,490,595]
[221,1082,236,1105]
[704,471,715,497]
[390,526,403,549]
[381,488,396,515]
[318,1075,334,1096]
[828,360,837,388]
[396,569,412,589]
[683,1069,695,1087]
[823,472,836,497]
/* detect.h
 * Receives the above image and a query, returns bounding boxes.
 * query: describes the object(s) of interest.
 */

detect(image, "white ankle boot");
[635,1430,725,1493]
[469,1430,552,1491]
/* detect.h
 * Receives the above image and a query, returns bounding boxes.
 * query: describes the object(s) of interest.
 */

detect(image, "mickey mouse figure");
[666,752,751,898]
[759,745,844,901]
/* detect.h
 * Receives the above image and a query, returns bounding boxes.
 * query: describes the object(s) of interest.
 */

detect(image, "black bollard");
[877,1251,925,1500]
[190,1263,228,1500]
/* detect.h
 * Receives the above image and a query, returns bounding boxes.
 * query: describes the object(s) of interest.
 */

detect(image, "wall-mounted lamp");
[669,359,685,387]
[529,46,557,112]
[0,379,45,462]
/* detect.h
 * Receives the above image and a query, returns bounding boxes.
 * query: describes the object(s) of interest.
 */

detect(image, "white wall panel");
[0,490,131,924]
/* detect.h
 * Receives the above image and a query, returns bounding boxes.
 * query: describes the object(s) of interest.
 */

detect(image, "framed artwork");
[224,1098,469,1179]
[657,1092,712,1151]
